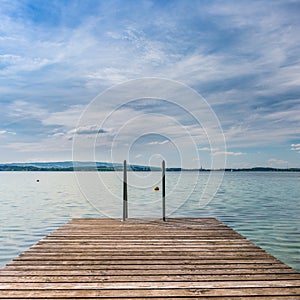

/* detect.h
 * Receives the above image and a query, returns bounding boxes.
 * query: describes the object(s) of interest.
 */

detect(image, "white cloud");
[0,130,16,136]
[0,55,53,76]
[199,146,244,157]
[268,158,289,168]
[69,125,108,135]
[85,68,132,86]
[291,143,300,152]
[148,140,169,145]
[213,151,244,156]
[7,100,48,120]
[5,135,72,154]
[198,147,219,152]
[42,105,86,128]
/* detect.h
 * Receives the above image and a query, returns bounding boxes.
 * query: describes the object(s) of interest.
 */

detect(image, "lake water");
[0,171,299,271]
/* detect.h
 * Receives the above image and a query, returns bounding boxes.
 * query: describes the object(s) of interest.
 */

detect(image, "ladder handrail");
[122,160,128,221]
[122,160,166,221]
[162,160,166,222]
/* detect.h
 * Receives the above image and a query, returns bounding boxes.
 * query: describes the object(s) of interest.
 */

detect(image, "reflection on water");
[0,171,299,271]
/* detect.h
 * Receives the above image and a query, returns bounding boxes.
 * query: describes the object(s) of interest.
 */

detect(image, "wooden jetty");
[0,218,299,299]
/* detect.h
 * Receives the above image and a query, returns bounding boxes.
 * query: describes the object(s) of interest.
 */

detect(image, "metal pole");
[162,160,166,222]
[123,160,128,221]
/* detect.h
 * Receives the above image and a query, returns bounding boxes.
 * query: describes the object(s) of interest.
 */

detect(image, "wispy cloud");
[199,147,244,157]
[268,158,289,168]
[198,147,219,152]
[7,100,48,120]
[148,140,169,145]
[70,125,108,135]
[213,151,244,157]
[291,143,300,153]
[0,130,16,136]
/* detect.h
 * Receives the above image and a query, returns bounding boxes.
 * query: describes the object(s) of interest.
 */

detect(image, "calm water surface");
[0,171,299,271]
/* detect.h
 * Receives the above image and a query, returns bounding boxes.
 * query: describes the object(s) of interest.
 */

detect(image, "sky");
[0,0,300,169]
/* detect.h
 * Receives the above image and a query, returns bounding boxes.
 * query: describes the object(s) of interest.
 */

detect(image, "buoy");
[154,186,159,191]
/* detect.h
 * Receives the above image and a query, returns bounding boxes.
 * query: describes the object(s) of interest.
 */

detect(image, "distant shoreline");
[0,164,299,172]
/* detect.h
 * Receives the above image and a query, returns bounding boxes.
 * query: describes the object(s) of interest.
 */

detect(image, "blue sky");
[0,0,300,168]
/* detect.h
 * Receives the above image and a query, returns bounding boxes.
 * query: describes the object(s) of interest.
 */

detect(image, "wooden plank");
[1,267,297,276]
[0,287,300,297]
[0,218,299,299]
[13,253,274,260]
[1,274,300,283]
[0,297,299,300]
[2,263,291,271]
[1,279,300,289]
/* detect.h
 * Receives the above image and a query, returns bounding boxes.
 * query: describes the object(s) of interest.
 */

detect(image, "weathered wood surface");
[0,218,299,299]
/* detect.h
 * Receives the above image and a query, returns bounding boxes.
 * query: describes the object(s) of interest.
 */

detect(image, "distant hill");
[0,161,160,171]
[0,162,299,172]
[224,167,300,172]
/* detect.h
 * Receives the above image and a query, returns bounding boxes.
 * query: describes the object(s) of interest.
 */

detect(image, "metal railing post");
[123,160,128,221]
[162,160,166,222]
